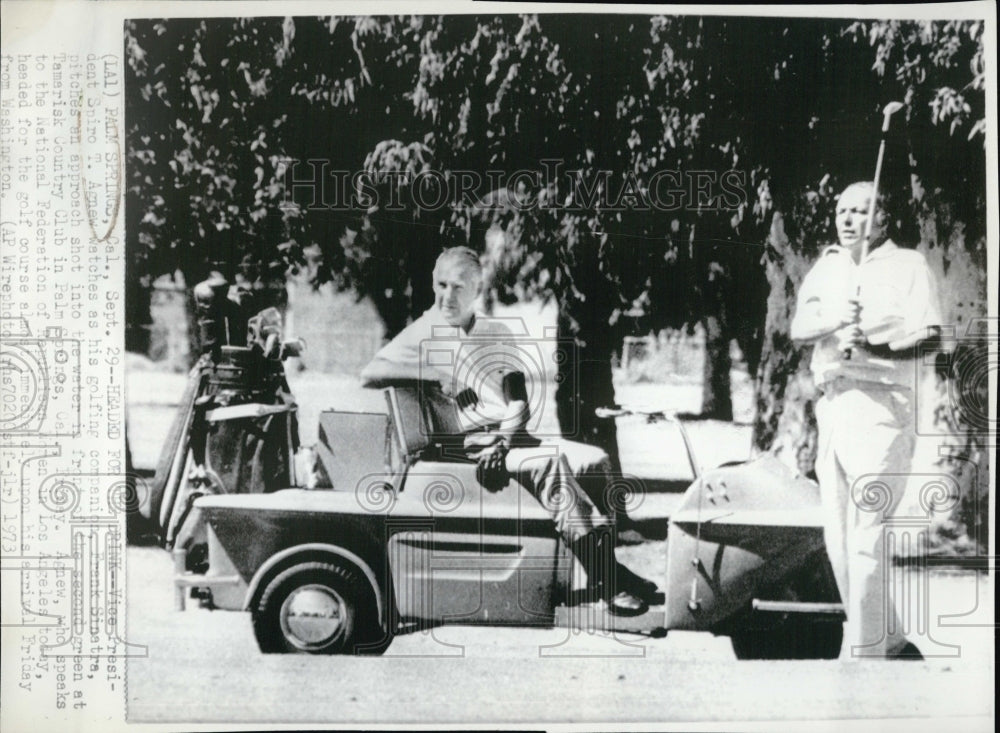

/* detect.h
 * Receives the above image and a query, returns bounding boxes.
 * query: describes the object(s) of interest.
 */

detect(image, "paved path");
[126,546,992,727]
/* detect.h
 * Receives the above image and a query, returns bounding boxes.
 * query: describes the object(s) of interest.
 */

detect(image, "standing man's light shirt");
[795,239,942,390]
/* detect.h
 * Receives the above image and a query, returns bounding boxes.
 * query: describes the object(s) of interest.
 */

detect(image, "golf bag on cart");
[146,275,303,572]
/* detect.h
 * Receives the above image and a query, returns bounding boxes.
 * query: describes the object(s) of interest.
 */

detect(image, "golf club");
[843,100,905,360]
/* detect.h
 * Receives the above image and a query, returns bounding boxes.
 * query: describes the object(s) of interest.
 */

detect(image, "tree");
[125,17,410,340]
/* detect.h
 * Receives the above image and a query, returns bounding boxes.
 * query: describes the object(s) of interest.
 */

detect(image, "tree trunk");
[555,301,625,526]
[700,310,733,421]
[556,304,621,474]
[368,287,412,342]
[126,275,152,355]
[752,212,818,477]
[183,284,203,370]
[730,252,767,381]
[363,215,440,342]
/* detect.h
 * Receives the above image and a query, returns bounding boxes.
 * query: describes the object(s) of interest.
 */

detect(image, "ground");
[126,544,992,726]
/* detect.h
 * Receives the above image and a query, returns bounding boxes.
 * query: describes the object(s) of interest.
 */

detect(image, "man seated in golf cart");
[361,246,657,616]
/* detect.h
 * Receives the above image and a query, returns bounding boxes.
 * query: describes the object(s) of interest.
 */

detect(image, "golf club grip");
[842,281,863,361]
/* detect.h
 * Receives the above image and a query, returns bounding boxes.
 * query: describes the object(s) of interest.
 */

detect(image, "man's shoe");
[606,590,648,617]
[613,563,660,604]
[569,528,652,615]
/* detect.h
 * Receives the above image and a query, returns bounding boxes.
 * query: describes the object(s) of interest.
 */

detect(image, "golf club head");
[881,101,905,130]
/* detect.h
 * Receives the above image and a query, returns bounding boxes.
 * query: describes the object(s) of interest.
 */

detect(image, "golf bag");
[145,277,303,566]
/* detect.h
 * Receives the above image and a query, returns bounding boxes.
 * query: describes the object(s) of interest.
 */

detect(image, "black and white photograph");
[1,2,994,731]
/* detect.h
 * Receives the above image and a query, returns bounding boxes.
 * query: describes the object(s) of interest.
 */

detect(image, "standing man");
[791,181,942,659]
[361,246,656,616]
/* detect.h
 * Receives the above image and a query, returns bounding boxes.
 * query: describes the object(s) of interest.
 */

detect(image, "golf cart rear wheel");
[730,618,843,660]
[252,561,382,655]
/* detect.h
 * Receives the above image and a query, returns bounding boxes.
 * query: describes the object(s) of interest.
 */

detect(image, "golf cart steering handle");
[595,406,701,479]
[595,406,671,421]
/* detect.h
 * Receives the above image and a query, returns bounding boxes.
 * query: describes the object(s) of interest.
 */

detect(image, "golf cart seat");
[384,385,470,466]
[311,385,468,491]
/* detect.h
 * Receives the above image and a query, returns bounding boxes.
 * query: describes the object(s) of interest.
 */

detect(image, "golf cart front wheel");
[252,561,383,655]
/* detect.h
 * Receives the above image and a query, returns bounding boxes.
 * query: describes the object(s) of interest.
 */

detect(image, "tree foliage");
[126,15,985,322]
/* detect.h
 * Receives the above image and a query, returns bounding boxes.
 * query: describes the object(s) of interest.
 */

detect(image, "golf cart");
[151,347,844,659]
